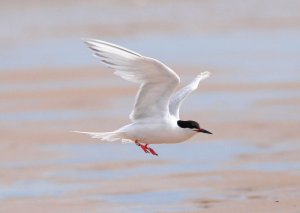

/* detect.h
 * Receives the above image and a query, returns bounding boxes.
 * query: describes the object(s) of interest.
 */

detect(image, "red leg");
[148,147,158,156]
[135,141,149,153]
[146,144,158,156]
[135,141,158,156]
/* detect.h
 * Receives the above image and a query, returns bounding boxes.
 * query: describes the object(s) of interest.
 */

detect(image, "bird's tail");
[72,131,124,142]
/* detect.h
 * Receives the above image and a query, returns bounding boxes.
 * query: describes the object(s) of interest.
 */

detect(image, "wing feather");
[169,71,210,119]
[84,39,180,121]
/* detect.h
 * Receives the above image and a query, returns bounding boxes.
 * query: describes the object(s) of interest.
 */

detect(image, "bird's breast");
[126,121,195,144]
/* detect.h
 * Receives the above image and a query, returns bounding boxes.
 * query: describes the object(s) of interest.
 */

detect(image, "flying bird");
[75,39,212,156]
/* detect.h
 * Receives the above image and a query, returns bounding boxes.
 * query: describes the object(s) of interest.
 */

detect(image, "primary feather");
[169,71,210,119]
[84,39,180,121]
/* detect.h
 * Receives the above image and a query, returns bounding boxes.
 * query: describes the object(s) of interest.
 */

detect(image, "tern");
[75,39,212,156]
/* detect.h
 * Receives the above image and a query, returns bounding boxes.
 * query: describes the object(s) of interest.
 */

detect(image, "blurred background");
[1,0,300,212]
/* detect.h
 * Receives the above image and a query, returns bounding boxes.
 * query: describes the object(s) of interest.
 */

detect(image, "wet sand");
[1,0,300,212]
[1,66,300,212]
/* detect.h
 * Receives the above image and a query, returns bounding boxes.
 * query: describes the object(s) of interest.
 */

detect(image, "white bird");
[74,39,212,156]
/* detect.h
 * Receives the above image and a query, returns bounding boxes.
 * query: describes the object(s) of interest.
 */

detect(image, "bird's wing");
[169,71,210,119]
[84,39,180,121]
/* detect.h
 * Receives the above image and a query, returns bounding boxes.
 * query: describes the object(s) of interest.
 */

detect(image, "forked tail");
[72,131,123,142]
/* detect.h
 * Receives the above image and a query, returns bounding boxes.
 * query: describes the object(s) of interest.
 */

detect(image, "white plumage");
[74,39,211,155]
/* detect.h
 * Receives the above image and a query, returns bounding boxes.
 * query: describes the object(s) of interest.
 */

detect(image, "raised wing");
[84,39,180,121]
[169,71,210,119]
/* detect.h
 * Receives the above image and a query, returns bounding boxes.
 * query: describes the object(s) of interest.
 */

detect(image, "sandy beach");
[1,0,300,212]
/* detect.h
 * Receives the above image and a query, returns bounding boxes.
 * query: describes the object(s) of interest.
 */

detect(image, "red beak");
[196,128,212,134]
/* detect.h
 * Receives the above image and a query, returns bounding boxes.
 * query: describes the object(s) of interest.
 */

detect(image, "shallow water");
[101,189,201,213]
[2,30,300,85]
[1,139,298,201]
[1,1,300,212]
[0,180,86,199]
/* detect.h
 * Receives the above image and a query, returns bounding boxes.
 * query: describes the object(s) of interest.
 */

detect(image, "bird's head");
[177,120,212,134]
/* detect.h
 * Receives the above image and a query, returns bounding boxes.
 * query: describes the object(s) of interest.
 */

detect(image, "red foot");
[140,144,149,153]
[148,147,158,156]
[135,141,158,156]
[135,141,149,153]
